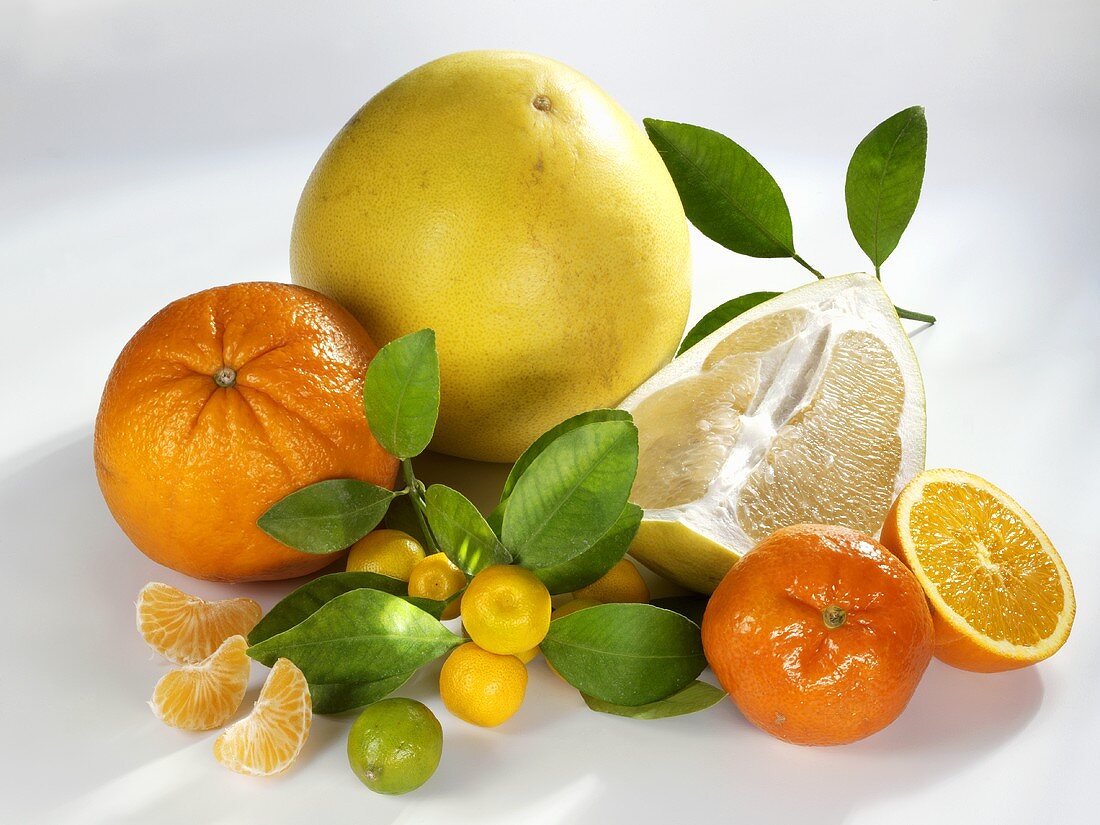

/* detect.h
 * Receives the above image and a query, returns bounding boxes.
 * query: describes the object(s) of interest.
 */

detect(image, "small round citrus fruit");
[347,698,443,794]
[439,642,528,727]
[291,50,692,461]
[95,282,399,582]
[702,524,933,746]
[461,565,551,654]
[881,468,1075,672]
[347,530,426,581]
[408,553,466,619]
[573,559,649,604]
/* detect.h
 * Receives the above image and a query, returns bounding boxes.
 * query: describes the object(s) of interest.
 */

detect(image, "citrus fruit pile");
[95,47,1076,796]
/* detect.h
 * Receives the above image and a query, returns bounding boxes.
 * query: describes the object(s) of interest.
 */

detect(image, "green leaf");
[258,479,396,554]
[363,329,440,459]
[499,409,634,503]
[677,292,781,356]
[582,681,726,719]
[247,589,462,683]
[248,572,447,646]
[649,595,709,627]
[490,409,633,538]
[502,420,638,571]
[533,503,642,594]
[424,484,511,575]
[644,118,795,259]
[541,603,706,706]
[845,106,928,269]
[309,672,412,715]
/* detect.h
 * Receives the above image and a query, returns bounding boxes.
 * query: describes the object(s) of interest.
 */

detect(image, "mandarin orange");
[95,282,398,581]
[701,524,933,746]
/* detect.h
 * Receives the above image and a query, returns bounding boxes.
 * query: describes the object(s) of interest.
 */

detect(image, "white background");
[2,1,1098,823]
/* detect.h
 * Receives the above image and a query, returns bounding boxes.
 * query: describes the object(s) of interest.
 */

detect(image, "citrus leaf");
[502,420,638,571]
[845,106,927,268]
[582,681,726,719]
[532,503,642,594]
[363,329,440,459]
[649,595,709,627]
[541,603,706,706]
[247,589,462,684]
[424,484,511,575]
[499,409,634,503]
[677,291,782,356]
[248,572,447,646]
[309,672,412,715]
[644,118,795,259]
[258,479,396,554]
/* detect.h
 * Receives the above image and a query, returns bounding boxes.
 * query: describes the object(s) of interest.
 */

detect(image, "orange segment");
[149,635,250,731]
[214,658,312,776]
[137,582,263,664]
[881,468,1075,672]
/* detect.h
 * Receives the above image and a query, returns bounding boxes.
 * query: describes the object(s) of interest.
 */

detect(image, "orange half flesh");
[881,468,1074,671]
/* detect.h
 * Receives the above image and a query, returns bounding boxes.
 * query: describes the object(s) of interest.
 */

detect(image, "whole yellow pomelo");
[290,50,691,462]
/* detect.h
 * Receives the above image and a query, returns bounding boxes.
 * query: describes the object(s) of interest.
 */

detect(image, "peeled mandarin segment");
[137,582,263,665]
[149,635,250,731]
[736,330,904,541]
[890,470,1075,668]
[214,658,312,776]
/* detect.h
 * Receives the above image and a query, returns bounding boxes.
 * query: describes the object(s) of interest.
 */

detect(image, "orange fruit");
[702,524,933,746]
[214,658,312,776]
[439,642,528,727]
[149,635,250,731]
[94,282,399,582]
[881,468,1075,672]
[136,582,262,664]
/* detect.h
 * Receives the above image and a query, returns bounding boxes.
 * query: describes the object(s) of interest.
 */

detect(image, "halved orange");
[881,468,1075,672]
[149,635,250,730]
[137,582,262,664]
[214,658,312,776]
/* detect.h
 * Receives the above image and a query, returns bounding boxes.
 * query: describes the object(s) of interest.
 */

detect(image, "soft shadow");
[410,449,512,513]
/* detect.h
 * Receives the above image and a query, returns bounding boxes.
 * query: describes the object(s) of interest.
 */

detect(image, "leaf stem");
[874,264,882,280]
[792,254,825,279]
[402,459,440,554]
[894,305,937,324]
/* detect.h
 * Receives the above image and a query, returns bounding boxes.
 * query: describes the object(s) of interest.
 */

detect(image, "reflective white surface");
[2,2,1098,822]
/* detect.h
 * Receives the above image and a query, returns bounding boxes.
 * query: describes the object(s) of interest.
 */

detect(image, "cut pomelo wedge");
[137,582,262,664]
[214,658,312,776]
[881,468,1075,672]
[621,274,925,593]
[149,635,250,731]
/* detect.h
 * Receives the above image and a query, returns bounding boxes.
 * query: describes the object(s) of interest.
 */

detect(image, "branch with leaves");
[645,106,935,333]
[249,330,724,719]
